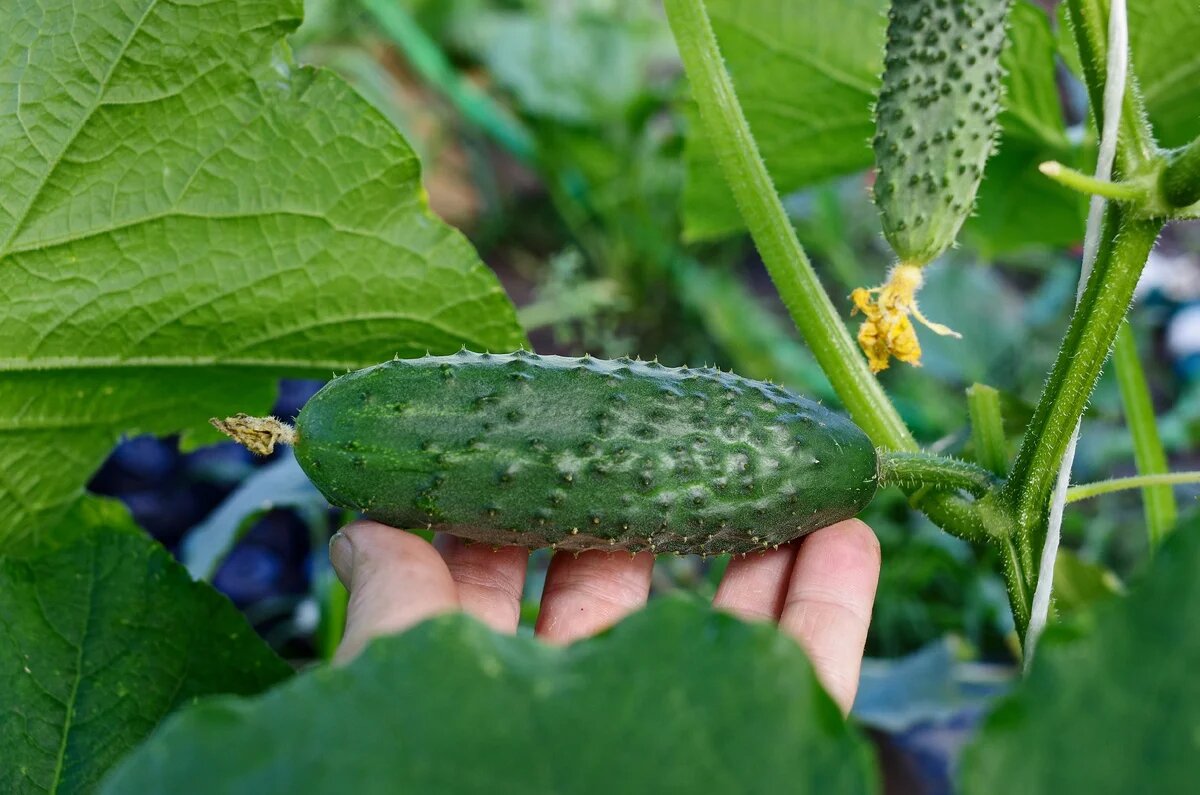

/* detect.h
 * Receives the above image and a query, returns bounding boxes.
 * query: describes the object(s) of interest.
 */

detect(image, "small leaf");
[0,496,291,795]
[101,598,878,794]
[960,513,1200,793]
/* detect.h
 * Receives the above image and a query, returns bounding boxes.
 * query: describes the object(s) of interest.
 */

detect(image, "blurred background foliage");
[86,1,1198,782]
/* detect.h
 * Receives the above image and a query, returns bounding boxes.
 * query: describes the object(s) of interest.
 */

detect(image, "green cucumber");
[271,351,879,556]
[872,0,1012,265]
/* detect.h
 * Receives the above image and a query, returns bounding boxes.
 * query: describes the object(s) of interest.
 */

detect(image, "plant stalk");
[663,0,915,454]
[878,451,998,498]
[1113,323,1177,546]
[1067,471,1200,503]
[1065,0,1155,178]
[1039,161,1146,202]
[967,384,1008,476]
[1000,206,1162,562]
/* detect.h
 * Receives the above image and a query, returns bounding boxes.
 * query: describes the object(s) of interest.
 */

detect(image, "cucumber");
[872,0,1012,265]
[241,351,879,556]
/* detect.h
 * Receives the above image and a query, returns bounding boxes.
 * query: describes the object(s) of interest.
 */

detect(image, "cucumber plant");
[667,0,1200,644]
[5,0,1200,790]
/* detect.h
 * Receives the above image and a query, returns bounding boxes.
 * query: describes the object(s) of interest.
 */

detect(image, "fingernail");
[329,531,355,588]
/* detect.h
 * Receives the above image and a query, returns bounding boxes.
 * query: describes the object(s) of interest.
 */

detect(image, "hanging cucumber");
[213,351,881,556]
[855,0,1012,372]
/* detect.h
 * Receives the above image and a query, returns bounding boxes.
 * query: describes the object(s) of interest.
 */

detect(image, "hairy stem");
[967,384,1008,476]
[1065,0,1155,178]
[878,451,998,498]
[663,0,915,453]
[1039,161,1146,202]
[1067,471,1200,503]
[1001,206,1162,565]
[1113,324,1178,546]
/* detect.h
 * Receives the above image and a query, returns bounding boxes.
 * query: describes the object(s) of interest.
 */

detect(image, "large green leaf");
[0,0,526,546]
[680,0,1077,254]
[0,496,291,795]
[960,514,1200,793]
[101,598,878,794]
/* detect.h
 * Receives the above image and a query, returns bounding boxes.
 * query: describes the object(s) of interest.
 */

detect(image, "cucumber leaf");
[101,598,878,794]
[0,496,291,795]
[960,513,1200,793]
[0,0,526,547]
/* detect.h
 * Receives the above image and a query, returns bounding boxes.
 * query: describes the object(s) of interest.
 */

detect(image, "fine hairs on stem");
[1024,0,1130,672]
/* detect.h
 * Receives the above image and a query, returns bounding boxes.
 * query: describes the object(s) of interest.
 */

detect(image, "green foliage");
[443,1,673,124]
[1126,0,1200,148]
[0,497,291,795]
[0,0,526,546]
[100,598,877,794]
[961,513,1200,793]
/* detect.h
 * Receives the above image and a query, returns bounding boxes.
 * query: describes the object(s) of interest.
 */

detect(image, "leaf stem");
[878,451,998,498]
[1038,161,1146,202]
[663,0,915,453]
[1113,324,1178,545]
[1067,471,1200,503]
[967,384,1008,476]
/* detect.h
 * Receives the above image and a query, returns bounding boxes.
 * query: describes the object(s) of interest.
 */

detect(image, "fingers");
[712,542,800,622]
[535,551,655,644]
[435,534,528,633]
[778,519,881,716]
[330,520,459,664]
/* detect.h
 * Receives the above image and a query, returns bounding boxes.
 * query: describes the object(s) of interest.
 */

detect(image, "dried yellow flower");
[851,264,960,373]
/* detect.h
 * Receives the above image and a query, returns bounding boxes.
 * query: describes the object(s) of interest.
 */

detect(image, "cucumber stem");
[877,451,999,497]
[1067,471,1200,503]
[210,414,296,456]
[1038,161,1147,203]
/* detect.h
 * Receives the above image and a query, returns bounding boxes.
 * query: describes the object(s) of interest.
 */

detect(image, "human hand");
[329,518,879,714]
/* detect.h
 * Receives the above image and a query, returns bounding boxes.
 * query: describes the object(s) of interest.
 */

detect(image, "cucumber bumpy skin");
[291,351,879,556]
[872,0,1012,266]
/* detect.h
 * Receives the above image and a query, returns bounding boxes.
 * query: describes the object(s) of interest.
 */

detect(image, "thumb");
[330,521,459,664]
